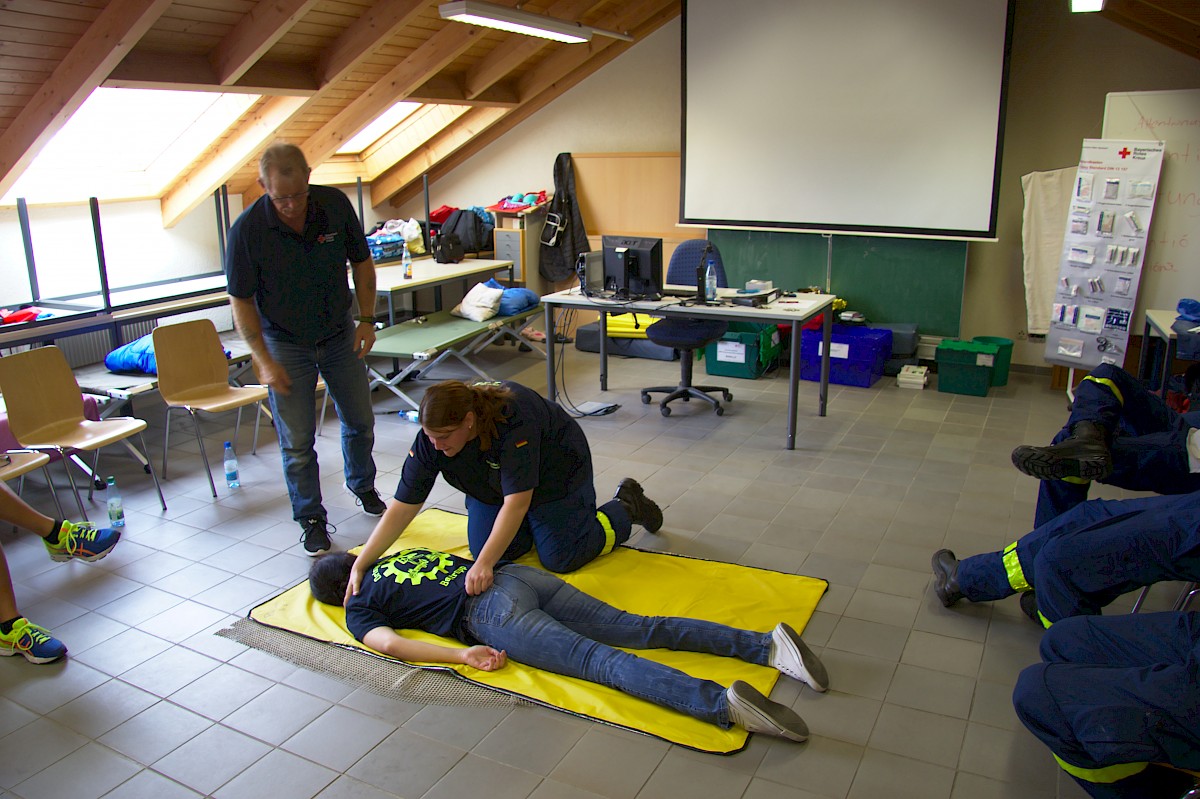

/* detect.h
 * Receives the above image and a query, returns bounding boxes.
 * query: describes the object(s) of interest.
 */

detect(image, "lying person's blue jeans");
[461,564,773,726]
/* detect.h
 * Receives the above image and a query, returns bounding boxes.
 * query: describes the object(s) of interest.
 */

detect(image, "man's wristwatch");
[355,315,374,324]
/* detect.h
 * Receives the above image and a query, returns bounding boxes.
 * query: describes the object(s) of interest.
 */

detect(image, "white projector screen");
[681,0,1012,239]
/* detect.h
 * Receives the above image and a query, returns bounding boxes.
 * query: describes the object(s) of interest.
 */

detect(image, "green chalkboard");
[708,230,967,338]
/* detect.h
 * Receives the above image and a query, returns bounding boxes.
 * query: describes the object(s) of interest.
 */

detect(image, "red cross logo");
[1118,147,1131,158]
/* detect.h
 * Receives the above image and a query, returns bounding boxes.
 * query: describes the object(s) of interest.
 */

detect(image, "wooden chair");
[153,319,268,498]
[0,346,166,519]
[1,450,64,523]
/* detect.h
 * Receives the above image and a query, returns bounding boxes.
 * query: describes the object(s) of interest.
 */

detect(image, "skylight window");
[336,102,422,155]
[1,87,258,206]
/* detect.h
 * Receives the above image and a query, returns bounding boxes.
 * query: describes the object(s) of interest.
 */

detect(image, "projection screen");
[681,0,1013,239]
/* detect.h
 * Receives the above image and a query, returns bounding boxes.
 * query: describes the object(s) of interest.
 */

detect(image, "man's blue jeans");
[462,565,773,726]
[264,324,376,521]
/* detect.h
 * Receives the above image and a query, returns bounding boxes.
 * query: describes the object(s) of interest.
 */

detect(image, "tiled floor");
[0,339,1167,799]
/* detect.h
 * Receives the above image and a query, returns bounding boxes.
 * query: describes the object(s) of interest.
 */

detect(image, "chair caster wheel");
[715,406,725,416]
[723,392,733,401]
[641,393,651,404]
[660,406,671,417]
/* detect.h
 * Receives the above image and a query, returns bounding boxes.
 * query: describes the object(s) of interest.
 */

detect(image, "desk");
[540,288,836,450]
[372,258,514,325]
[1136,309,1183,392]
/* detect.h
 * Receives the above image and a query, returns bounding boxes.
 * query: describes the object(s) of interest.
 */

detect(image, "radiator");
[53,320,157,368]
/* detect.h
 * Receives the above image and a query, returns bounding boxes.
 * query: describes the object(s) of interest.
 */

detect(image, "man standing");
[226,142,386,555]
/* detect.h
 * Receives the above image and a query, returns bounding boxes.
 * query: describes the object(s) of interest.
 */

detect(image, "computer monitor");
[601,236,663,300]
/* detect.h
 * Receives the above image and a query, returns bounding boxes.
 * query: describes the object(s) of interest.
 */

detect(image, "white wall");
[381,19,682,223]
[0,196,240,306]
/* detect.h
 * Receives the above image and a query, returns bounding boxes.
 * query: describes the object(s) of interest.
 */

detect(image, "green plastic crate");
[936,340,998,397]
[705,322,782,379]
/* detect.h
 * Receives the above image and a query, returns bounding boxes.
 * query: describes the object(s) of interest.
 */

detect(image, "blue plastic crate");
[799,325,892,388]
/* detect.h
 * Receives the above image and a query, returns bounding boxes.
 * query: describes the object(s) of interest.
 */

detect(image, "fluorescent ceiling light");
[1070,0,1104,11]
[439,1,632,44]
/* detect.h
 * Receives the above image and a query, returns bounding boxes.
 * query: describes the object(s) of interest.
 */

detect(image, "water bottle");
[705,257,718,303]
[223,441,240,489]
[400,409,420,423]
[402,240,413,279]
[106,476,125,528]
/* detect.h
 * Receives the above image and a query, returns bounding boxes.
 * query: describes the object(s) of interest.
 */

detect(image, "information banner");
[1044,139,1164,370]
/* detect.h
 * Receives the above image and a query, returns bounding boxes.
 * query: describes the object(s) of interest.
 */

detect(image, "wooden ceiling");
[0,0,1191,227]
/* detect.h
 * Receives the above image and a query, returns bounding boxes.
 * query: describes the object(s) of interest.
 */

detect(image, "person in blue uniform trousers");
[311,548,829,741]
[1012,612,1200,799]
[931,490,1200,627]
[1011,364,1200,527]
[226,142,387,557]
[345,379,665,598]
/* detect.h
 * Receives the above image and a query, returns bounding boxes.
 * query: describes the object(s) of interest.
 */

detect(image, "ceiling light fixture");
[438,1,632,44]
[1069,0,1105,11]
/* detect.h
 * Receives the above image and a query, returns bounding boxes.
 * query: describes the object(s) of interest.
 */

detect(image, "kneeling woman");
[312,549,828,741]
[348,380,663,598]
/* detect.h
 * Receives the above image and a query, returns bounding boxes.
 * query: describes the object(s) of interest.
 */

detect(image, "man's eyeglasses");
[269,190,309,207]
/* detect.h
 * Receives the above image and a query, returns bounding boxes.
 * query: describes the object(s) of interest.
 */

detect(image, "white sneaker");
[770,622,829,692]
[725,680,808,742]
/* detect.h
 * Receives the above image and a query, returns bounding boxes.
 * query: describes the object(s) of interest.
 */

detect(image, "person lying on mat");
[347,379,664,598]
[311,548,829,741]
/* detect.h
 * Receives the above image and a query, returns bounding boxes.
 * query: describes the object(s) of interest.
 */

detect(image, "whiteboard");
[681,0,1012,239]
[1103,90,1200,323]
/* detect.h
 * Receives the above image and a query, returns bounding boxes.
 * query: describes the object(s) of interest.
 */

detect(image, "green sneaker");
[43,520,121,563]
[0,618,67,664]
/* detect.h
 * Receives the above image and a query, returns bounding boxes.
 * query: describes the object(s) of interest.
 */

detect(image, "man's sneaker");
[613,478,663,533]
[931,549,964,607]
[725,680,808,742]
[0,618,67,664]
[1011,421,1112,482]
[769,623,829,692]
[348,485,387,516]
[43,521,120,563]
[300,518,334,556]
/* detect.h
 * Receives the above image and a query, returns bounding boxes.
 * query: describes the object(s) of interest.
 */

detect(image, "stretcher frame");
[366,306,545,408]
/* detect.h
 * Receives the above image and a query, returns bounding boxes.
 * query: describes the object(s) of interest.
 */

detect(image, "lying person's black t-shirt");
[345,548,473,643]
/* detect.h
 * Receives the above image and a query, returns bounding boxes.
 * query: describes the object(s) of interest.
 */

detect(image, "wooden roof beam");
[211,0,320,86]
[0,0,171,195]
[160,95,308,227]
[377,0,679,206]
[317,0,433,86]
[304,24,481,162]
[106,51,318,95]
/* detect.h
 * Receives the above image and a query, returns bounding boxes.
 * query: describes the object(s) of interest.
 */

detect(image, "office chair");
[0,346,167,520]
[154,319,268,498]
[641,240,733,416]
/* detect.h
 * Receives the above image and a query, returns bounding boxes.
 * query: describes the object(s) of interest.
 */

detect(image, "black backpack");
[433,231,465,264]
[442,209,494,254]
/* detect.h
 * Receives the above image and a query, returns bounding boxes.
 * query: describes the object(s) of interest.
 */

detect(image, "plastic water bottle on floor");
[105,476,125,528]
[223,441,240,489]
[400,409,419,423]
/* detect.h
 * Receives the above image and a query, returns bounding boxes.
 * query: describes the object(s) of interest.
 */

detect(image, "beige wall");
[965,2,1200,365]
[383,3,1200,367]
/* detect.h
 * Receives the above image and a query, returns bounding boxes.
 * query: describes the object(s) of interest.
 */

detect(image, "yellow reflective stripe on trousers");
[1002,541,1030,592]
[1081,376,1124,406]
[1038,610,1052,629]
[597,511,617,555]
[1053,755,1147,784]
[1063,476,1092,485]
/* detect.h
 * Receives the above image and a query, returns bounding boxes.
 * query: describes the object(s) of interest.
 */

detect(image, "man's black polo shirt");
[225,185,371,345]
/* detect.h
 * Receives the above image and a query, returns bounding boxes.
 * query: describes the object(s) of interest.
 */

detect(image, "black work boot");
[1018,591,1042,625]
[1010,420,1112,482]
[613,478,664,533]
[931,549,964,607]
